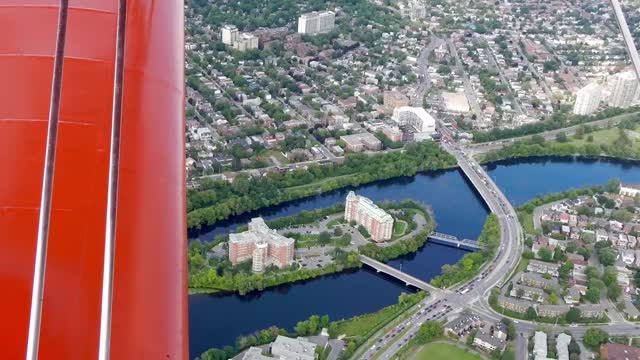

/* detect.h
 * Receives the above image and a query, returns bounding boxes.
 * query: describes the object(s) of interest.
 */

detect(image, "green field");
[394,220,408,236]
[413,342,483,360]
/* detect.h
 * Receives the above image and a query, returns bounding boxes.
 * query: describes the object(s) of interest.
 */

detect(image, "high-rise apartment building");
[229,217,294,272]
[233,33,259,52]
[345,191,394,242]
[221,24,259,52]
[221,24,239,45]
[608,70,638,109]
[392,106,436,133]
[297,11,335,35]
[399,1,427,21]
[573,83,602,115]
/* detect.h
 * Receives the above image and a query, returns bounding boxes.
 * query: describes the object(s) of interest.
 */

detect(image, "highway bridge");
[359,255,441,294]
[429,232,486,251]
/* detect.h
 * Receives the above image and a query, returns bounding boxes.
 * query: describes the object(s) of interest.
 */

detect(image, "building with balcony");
[345,191,394,242]
[497,295,533,314]
[573,83,602,115]
[392,106,436,134]
[608,70,639,109]
[520,272,558,289]
[527,260,560,277]
[297,11,335,35]
[229,217,294,272]
[538,304,569,318]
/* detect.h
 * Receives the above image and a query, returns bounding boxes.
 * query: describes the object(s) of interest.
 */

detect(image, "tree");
[565,308,581,323]
[556,132,568,142]
[598,248,617,266]
[526,307,538,320]
[333,227,343,236]
[602,267,617,287]
[318,231,332,246]
[583,328,609,350]
[549,293,559,305]
[606,179,621,194]
[416,321,444,343]
[608,282,622,301]
[553,246,566,262]
[584,288,601,303]
[539,247,553,262]
[559,261,574,280]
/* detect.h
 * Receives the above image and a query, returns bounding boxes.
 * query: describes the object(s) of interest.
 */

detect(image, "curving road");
[357,139,524,360]
[356,138,640,360]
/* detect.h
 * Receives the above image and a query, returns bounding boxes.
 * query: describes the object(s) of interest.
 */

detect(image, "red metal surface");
[0,1,187,358]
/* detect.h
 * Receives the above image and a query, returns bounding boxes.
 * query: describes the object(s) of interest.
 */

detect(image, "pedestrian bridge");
[429,232,486,251]
[359,255,441,294]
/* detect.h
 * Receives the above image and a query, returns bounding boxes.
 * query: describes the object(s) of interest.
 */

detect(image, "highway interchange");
[356,135,640,360]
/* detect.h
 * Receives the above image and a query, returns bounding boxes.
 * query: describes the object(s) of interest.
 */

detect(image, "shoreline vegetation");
[188,200,435,295]
[469,107,639,143]
[187,141,456,232]
[479,117,640,164]
[194,292,426,360]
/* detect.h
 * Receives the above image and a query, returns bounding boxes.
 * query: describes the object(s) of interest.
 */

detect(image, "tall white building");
[233,33,259,52]
[399,1,427,21]
[392,106,436,134]
[297,11,335,35]
[573,83,602,115]
[221,24,239,45]
[608,70,639,109]
[345,191,393,242]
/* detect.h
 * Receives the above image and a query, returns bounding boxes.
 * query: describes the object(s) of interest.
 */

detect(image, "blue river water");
[189,157,640,356]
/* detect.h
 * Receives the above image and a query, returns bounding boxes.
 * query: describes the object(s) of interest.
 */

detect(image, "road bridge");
[359,255,440,294]
[429,232,486,251]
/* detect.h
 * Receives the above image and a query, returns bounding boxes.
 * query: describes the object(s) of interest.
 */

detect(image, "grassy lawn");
[394,220,408,236]
[413,342,483,360]
[517,209,535,235]
[327,218,344,229]
[334,302,403,337]
[550,126,640,151]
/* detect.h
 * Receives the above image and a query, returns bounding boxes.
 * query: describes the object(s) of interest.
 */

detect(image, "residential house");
[537,305,569,318]
[563,287,581,305]
[510,283,546,302]
[474,331,506,353]
[520,272,558,290]
[497,295,533,314]
[534,332,547,359]
[527,260,560,277]
[578,304,606,319]
[600,343,640,360]
[444,314,483,337]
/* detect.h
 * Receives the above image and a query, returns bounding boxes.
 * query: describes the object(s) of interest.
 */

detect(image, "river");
[189,156,640,356]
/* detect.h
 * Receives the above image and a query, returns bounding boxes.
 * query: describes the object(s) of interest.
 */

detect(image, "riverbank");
[187,141,456,233]
[478,118,640,164]
[194,291,426,360]
[188,200,434,295]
